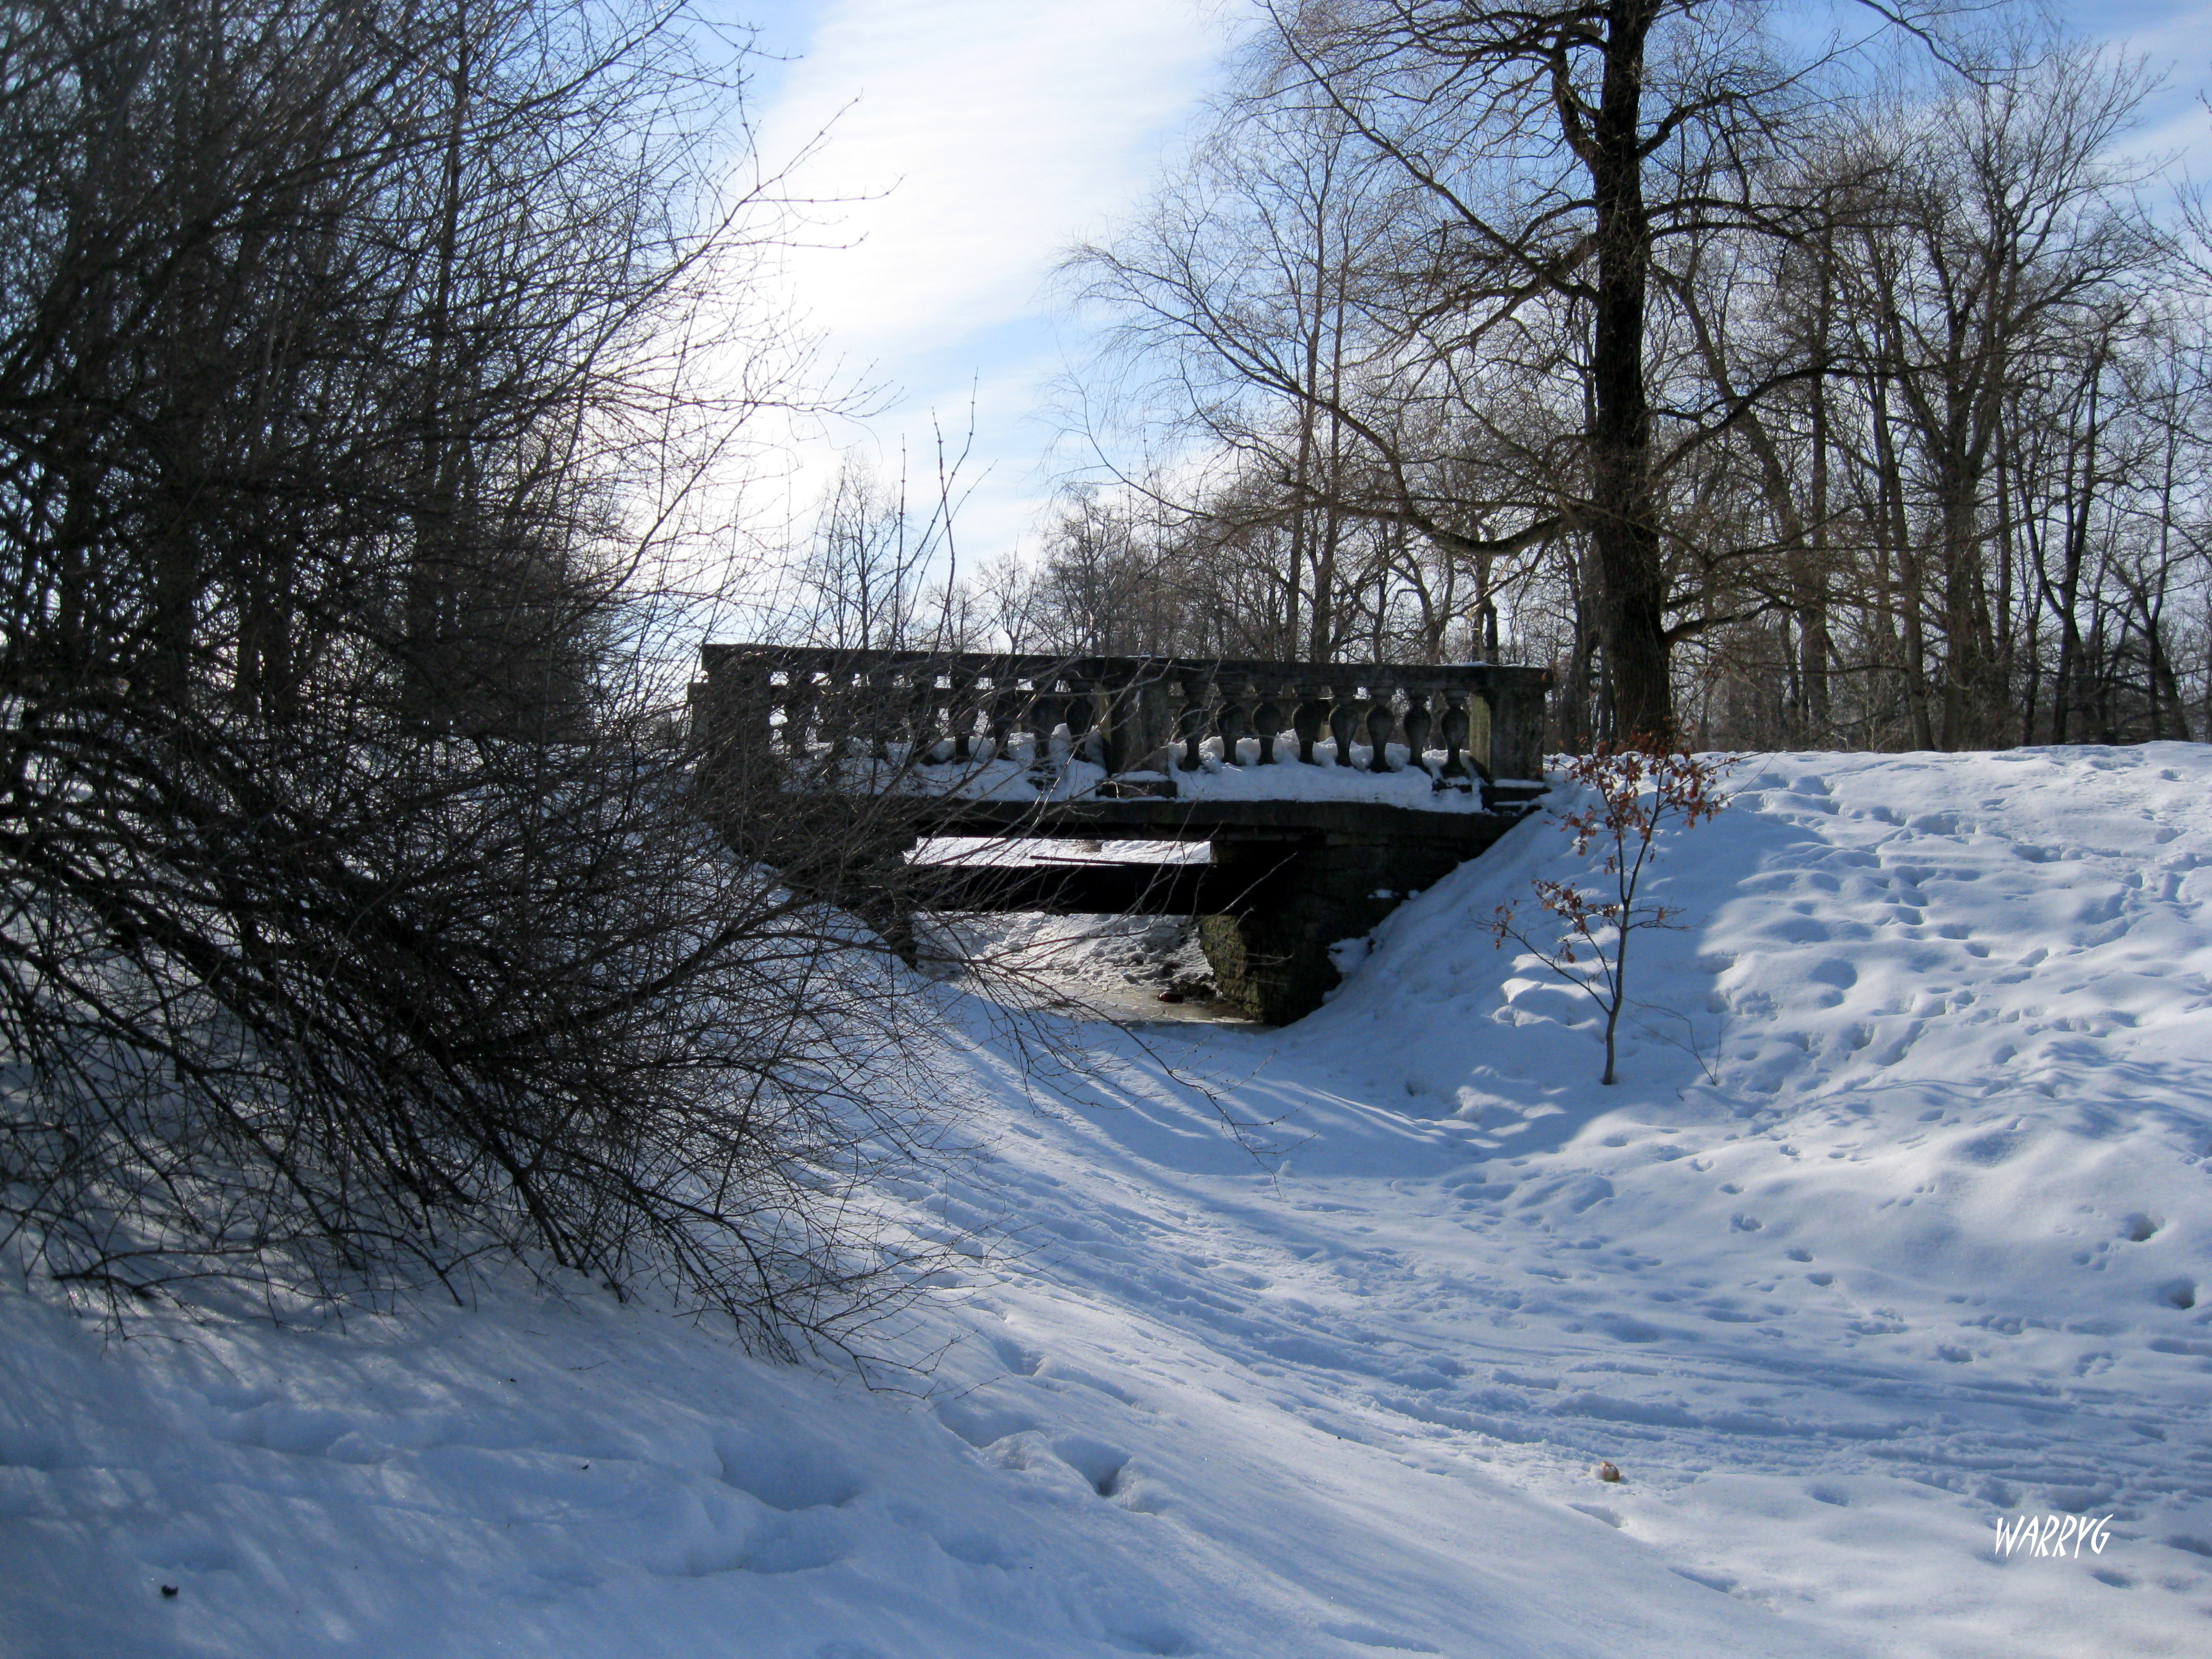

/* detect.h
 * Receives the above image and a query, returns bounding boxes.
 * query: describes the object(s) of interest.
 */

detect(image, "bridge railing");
[695,645,1552,790]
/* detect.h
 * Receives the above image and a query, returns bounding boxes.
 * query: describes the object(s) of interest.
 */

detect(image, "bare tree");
[1258,0,1818,739]
[0,0,983,1358]
[791,455,936,650]
[1833,44,2163,748]
[1069,63,1563,670]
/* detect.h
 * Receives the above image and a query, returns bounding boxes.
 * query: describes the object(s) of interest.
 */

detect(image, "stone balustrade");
[694,646,1553,789]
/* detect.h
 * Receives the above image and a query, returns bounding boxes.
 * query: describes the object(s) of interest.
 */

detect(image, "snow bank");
[4,744,2208,1657]
[1261,741,2212,1653]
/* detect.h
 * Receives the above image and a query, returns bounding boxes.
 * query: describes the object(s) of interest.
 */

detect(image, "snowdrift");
[3,744,2208,1657]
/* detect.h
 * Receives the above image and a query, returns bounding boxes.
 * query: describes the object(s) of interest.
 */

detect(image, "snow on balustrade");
[692,645,1553,812]
[832,744,1493,812]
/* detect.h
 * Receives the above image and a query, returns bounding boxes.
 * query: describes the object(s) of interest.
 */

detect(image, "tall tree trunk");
[1804,281,1834,738]
[1870,369,1934,749]
[1936,468,1985,749]
[1583,1,1671,742]
[2052,373,2096,744]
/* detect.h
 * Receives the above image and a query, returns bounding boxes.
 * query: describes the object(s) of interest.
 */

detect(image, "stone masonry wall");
[1198,836,1496,1023]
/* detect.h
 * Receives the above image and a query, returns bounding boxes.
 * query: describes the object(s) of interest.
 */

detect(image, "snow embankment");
[3,743,2209,1658]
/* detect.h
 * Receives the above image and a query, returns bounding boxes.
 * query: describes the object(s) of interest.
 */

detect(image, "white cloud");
[765,2,1217,342]
[2074,0,2212,173]
[726,0,1227,573]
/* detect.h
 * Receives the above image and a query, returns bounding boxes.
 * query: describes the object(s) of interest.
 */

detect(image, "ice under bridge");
[692,645,1553,1021]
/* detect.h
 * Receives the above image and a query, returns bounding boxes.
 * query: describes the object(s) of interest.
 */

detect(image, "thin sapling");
[1490,740,1729,1084]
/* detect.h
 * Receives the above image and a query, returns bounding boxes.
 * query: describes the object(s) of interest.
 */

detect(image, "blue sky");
[715,0,2212,580]
[714,0,1228,579]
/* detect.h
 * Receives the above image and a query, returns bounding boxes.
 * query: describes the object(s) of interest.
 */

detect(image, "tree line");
[802,3,2210,753]
[0,0,993,1354]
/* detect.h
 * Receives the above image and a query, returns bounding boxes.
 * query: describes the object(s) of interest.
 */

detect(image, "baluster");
[1118,663,1176,775]
[1439,691,1471,781]
[1327,685,1360,768]
[906,668,941,765]
[1056,680,1082,766]
[1216,676,1252,766]
[812,670,848,760]
[1365,686,1399,773]
[1005,680,1032,763]
[947,669,979,761]
[1053,681,1081,763]
[931,671,957,763]
[985,678,1017,763]
[811,673,837,761]
[834,669,867,760]
[1027,684,1066,774]
[1251,683,1285,766]
[1072,679,1108,768]
[862,666,889,761]
[865,667,896,761]
[975,674,1001,763]
[781,674,815,761]
[1292,683,1327,764]
[900,670,925,763]
[763,670,788,758]
[1087,667,1124,773]
[1175,671,1212,771]
[1402,688,1433,776]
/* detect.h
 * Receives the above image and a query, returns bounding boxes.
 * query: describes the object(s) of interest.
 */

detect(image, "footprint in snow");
[1052,1433,1131,1497]
[1105,1618,1199,1655]
[1318,1620,1442,1652]
[989,1336,1044,1376]
[933,1389,1045,1451]
[937,1532,1024,1570]
[712,1431,863,1511]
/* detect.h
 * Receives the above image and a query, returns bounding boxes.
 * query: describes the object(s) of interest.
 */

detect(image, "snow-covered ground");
[5,744,2210,1657]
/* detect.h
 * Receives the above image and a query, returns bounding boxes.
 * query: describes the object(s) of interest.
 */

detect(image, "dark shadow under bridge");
[691,646,1553,1022]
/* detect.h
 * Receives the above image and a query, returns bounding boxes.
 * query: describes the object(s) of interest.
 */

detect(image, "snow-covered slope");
[4,744,2208,1658]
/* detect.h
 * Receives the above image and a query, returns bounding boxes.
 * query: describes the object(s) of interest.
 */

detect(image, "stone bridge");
[692,645,1553,1022]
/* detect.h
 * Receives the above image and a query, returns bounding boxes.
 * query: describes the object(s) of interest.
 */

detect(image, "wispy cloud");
[2063,0,2212,172]
[718,0,2211,589]
[736,0,1227,567]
